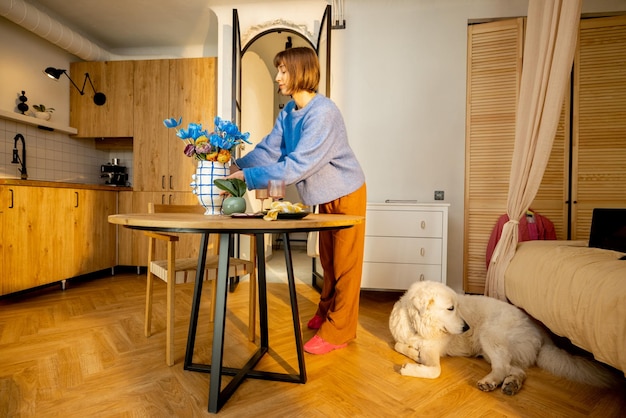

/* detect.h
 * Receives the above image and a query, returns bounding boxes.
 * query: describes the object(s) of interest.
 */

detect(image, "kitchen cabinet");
[70,60,134,138]
[0,184,117,296]
[124,57,218,267]
[1,186,67,294]
[132,59,170,191]
[133,58,216,193]
[117,191,134,266]
[361,203,449,290]
[67,188,117,276]
[66,58,218,268]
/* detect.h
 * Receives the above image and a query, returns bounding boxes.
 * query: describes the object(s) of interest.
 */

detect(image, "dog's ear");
[412,294,434,317]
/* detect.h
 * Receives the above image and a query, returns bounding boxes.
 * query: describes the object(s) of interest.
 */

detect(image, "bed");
[504,240,626,375]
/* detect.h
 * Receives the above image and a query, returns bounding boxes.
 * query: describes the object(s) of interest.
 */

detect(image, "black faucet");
[12,133,28,180]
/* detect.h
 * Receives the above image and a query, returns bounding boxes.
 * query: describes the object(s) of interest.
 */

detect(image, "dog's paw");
[477,379,499,392]
[399,363,413,376]
[399,363,441,379]
[501,376,522,396]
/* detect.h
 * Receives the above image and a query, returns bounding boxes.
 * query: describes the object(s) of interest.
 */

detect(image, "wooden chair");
[144,203,257,366]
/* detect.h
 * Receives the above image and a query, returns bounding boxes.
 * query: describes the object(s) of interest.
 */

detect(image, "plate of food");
[262,201,310,220]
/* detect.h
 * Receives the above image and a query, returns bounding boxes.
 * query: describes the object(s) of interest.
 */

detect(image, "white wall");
[0,19,121,184]
[0,19,74,124]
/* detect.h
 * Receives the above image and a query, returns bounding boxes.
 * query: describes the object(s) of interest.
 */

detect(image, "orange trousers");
[315,183,367,345]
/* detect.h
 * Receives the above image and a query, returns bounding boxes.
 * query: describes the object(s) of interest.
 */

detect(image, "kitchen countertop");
[0,178,132,191]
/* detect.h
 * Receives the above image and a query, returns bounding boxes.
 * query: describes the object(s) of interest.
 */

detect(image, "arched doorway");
[240,30,313,156]
[240,31,312,209]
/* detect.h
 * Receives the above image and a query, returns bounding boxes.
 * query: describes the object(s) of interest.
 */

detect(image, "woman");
[227,47,366,355]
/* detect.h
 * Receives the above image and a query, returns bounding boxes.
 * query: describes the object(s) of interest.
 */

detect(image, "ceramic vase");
[221,196,246,215]
[190,161,229,215]
[34,111,51,121]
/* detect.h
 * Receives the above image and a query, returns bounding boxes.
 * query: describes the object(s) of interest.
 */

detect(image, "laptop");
[588,208,626,254]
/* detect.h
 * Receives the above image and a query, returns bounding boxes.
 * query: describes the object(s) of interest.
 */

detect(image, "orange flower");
[217,149,231,164]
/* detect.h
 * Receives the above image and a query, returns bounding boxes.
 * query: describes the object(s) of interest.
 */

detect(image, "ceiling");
[25,0,279,52]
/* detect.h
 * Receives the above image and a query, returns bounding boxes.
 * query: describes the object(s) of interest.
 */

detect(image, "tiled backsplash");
[0,117,133,185]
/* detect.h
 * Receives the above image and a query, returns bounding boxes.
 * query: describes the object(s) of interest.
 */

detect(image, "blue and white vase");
[190,161,229,215]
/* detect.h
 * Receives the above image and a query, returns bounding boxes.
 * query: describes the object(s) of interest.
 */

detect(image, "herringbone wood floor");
[1,254,624,417]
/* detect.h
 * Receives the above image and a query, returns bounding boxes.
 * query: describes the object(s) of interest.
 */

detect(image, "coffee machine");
[101,158,128,186]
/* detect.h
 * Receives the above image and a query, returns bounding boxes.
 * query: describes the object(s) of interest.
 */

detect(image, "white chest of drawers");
[361,203,449,290]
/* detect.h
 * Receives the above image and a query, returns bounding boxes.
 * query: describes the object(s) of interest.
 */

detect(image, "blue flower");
[164,115,250,162]
[211,116,251,149]
[163,117,182,129]
[176,122,208,141]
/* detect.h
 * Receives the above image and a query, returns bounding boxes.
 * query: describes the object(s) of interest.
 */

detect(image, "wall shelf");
[0,108,78,135]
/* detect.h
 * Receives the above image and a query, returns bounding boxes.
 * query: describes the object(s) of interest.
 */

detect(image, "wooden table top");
[108,212,364,233]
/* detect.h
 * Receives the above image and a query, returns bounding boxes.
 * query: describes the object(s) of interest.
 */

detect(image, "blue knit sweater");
[236,94,365,206]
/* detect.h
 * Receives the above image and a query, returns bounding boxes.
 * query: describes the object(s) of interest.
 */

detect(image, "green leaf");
[214,178,247,197]
[33,104,54,112]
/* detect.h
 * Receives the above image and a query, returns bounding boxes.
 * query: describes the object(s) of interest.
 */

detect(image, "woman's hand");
[226,169,245,181]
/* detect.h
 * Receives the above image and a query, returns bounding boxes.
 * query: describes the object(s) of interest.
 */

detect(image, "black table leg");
[207,233,232,412]
[184,232,307,414]
[282,233,307,383]
[184,233,210,367]
[255,233,269,349]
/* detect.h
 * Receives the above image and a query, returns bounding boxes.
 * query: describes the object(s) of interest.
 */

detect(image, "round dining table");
[108,212,364,413]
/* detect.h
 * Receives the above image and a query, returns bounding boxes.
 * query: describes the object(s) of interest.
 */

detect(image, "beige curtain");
[485,0,582,300]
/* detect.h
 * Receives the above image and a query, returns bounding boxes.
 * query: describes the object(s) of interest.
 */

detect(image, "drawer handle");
[9,188,14,208]
[420,248,425,257]
[419,274,425,281]
[421,220,426,229]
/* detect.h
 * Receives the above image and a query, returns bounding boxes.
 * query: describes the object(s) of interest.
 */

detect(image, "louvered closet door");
[464,19,524,294]
[464,18,569,294]
[572,15,626,239]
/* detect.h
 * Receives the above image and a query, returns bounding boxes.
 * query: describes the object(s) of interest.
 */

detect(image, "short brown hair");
[273,47,320,93]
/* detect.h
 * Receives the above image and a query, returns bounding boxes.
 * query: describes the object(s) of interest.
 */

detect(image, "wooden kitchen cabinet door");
[117,191,134,266]
[70,60,134,138]
[133,59,170,192]
[67,189,117,277]
[167,57,217,192]
[1,186,68,295]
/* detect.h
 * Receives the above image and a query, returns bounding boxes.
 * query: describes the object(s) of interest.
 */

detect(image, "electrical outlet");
[434,190,444,201]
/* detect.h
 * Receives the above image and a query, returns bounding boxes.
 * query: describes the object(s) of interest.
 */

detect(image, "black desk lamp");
[44,67,107,106]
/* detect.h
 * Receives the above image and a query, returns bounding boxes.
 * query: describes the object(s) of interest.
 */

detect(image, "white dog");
[389,280,616,395]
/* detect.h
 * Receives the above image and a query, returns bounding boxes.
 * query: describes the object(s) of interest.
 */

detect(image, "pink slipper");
[303,334,347,355]
[307,314,324,330]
